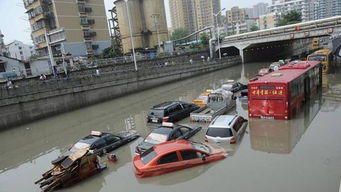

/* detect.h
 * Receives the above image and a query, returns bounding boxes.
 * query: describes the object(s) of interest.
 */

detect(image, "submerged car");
[230,82,248,93]
[205,115,248,144]
[133,140,227,178]
[53,131,139,163]
[222,80,247,93]
[147,101,199,123]
[135,123,202,154]
[258,68,271,76]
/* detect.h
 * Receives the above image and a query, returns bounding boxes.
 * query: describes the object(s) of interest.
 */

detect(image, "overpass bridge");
[217,16,341,62]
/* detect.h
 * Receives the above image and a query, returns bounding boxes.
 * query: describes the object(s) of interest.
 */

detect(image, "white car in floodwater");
[205,115,248,144]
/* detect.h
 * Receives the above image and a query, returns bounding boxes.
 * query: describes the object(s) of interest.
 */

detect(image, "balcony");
[83,31,96,40]
[80,18,95,26]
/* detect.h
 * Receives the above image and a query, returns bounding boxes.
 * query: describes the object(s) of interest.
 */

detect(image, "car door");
[179,127,191,139]
[104,135,122,151]
[155,151,184,174]
[167,106,177,121]
[91,139,107,155]
[170,129,183,140]
[173,104,185,121]
[180,150,207,168]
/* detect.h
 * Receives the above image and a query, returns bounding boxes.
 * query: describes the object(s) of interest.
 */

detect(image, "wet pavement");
[1,62,341,192]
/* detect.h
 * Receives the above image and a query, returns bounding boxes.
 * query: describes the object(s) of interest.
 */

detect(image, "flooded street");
[1,62,341,192]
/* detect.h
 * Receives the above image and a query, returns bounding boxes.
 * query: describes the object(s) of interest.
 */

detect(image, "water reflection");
[249,95,322,154]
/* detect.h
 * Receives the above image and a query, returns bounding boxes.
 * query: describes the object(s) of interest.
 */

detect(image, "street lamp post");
[125,0,138,71]
[214,8,226,60]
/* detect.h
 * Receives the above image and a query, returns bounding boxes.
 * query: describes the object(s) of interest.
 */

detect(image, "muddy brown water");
[1,62,341,192]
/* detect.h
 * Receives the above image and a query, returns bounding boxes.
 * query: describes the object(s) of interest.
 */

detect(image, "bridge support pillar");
[235,44,248,64]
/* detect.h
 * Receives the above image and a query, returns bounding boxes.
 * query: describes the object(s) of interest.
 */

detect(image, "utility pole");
[214,8,226,60]
[45,33,56,76]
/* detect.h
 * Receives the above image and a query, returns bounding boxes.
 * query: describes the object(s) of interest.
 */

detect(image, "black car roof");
[151,127,174,135]
[152,125,191,135]
[152,101,185,110]
[78,133,113,145]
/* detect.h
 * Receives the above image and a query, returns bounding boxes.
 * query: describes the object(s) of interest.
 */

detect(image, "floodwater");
[1,62,341,192]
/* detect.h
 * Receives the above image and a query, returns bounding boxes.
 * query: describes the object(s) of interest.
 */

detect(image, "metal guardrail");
[222,16,341,44]
[0,56,241,100]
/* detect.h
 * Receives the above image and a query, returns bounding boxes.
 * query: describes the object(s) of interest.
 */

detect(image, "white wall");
[0,56,27,77]
[6,40,34,61]
[29,58,52,76]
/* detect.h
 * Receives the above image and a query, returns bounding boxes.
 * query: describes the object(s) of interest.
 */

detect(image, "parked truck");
[190,88,235,123]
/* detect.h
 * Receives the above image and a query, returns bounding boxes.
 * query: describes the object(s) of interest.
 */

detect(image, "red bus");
[248,61,322,120]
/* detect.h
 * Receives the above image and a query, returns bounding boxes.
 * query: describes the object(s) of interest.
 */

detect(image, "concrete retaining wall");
[0,57,241,130]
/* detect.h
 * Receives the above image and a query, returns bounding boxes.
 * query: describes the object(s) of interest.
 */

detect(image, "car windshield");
[149,109,164,117]
[192,142,211,153]
[308,55,326,61]
[141,148,158,164]
[206,127,233,137]
[222,84,233,90]
[144,133,168,144]
[70,142,90,152]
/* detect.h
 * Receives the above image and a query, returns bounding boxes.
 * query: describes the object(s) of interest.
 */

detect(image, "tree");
[199,33,209,46]
[101,46,122,58]
[170,28,189,40]
[250,25,259,32]
[276,10,302,27]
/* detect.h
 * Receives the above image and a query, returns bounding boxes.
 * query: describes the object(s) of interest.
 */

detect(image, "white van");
[205,115,248,144]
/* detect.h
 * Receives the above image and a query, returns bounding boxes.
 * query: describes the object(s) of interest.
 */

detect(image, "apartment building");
[258,13,281,29]
[5,40,35,61]
[226,6,247,24]
[305,0,341,21]
[169,0,221,34]
[268,0,309,21]
[246,3,269,19]
[23,0,111,57]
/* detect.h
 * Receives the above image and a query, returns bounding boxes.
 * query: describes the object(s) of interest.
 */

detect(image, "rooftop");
[249,61,320,84]
[210,115,237,128]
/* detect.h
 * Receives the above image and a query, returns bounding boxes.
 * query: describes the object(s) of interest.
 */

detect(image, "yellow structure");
[192,90,213,107]
[23,0,111,57]
[308,49,334,74]
[115,0,169,54]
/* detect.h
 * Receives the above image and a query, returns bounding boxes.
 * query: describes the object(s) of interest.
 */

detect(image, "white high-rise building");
[305,0,341,21]
[268,0,341,22]
[268,0,309,21]
[5,40,35,61]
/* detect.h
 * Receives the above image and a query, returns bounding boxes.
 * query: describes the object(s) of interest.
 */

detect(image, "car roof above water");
[152,101,183,110]
[209,115,237,129]
[79,133,110,144]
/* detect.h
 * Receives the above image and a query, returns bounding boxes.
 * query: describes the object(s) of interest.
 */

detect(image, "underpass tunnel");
[243,40,295,63]
[218,46,240,57]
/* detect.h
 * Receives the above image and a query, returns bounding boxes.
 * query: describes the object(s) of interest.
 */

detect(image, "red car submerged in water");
[133,140,227,178]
